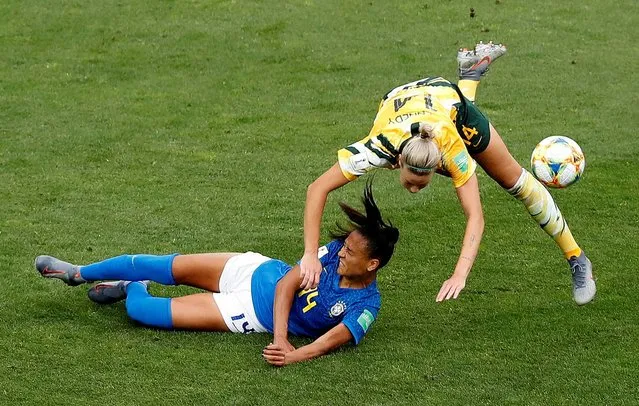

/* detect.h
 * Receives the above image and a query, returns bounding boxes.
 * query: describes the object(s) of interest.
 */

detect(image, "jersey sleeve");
[341,305,379,345]
[437,125,477,188]
[296,240,343,266]
[318,239,343,267]
[337,130,403,181]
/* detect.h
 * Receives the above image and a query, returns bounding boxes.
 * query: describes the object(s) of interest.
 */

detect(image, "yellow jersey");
[338,77,487,188]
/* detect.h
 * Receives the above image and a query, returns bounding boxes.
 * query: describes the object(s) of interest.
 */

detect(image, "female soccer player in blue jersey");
[35,182,399,367]
[300,42,595,305]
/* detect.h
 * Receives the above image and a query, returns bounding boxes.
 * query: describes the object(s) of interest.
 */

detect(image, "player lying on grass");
[35,181,398,367]
[300,41,595,305]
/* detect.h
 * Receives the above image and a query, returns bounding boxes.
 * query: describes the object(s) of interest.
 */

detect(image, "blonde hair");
[401,123,441,173]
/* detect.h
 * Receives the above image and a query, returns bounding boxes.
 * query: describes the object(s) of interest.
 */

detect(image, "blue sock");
[125,282,173,329]
[79,254,178,285]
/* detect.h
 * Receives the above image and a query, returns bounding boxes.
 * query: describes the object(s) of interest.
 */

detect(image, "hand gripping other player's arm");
[300,163,350,290]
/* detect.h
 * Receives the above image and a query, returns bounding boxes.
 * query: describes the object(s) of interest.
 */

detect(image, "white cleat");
[568,252,596,305]
[457,41,507,80]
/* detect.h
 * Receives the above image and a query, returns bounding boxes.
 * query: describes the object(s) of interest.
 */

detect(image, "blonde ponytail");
[401,123,441,173]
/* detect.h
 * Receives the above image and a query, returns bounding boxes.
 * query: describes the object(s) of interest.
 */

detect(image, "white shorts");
[213,252,269,334]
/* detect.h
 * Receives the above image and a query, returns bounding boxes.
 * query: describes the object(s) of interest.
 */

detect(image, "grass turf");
[1,0,638,404]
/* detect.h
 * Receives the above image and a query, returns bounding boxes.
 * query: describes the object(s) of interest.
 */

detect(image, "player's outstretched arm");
[301,163,350,290]
[263,323,353,367]
[271,265,303,353]
[436,173,484,302]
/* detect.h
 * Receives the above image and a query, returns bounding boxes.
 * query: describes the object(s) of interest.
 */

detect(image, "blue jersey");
[251,240,381,345]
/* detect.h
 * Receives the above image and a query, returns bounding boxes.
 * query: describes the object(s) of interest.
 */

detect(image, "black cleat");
[87,281,129,305]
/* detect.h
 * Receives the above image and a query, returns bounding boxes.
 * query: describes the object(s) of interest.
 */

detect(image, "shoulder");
[348,282,382,310]
[320,240,344,257]
[362,284,382,307]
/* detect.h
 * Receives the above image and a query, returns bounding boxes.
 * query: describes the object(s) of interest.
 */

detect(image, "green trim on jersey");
[345,146,359,156]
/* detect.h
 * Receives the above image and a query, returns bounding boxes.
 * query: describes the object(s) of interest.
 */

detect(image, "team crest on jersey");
[330,301,346,317]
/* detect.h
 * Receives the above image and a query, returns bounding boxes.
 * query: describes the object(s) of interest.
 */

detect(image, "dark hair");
[330,178,399,270]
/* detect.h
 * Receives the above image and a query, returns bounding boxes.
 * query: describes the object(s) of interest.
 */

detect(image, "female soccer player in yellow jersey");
[300,42,596,305]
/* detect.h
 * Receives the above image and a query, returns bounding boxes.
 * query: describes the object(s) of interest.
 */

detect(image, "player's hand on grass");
[263,343,291,367]
[273,335,295,353]
[300,252,322,290]
[436,273,466,302]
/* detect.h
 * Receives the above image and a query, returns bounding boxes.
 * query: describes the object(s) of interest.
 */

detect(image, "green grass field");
[1,1,638,404]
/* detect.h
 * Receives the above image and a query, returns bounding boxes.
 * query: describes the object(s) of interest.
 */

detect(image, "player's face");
[337,231,378,277]
[398,165,434,193]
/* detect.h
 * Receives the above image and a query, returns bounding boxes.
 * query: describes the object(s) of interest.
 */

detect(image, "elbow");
[307,178,328,201]
[474,210,485,229]
[476,214,485,235]
[476,210,485,226]
[467,210,484,234]
[275,278,291,296]
[306,180,318,198]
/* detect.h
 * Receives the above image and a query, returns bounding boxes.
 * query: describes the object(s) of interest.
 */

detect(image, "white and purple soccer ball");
[531,136,585,188]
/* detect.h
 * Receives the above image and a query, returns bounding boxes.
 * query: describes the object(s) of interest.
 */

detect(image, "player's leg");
[473,125,596,304]
[171,253,241,292]
[170,293,229,331]
[171,290,266,333]
[122,281,230,331]
[474,125,580,255]
[36,254,178,286]
[170,252,270,332]
[457,41,507,102]
[36,252,240,292]
[86,253,247,305]
[93,254,267,333]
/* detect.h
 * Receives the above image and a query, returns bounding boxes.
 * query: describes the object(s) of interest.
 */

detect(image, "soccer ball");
[530,136,585,188]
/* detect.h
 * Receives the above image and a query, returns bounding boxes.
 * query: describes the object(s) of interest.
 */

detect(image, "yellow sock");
[507,169,582,259]
[457,79,479,102]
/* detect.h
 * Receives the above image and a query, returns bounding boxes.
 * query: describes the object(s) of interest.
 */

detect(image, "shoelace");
[571,262,586,288]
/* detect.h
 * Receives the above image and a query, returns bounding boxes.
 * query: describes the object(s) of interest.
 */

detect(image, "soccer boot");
[88,280,150,305]
[35,255,86,286]
[568,252,596,305]
[458,41,507,80]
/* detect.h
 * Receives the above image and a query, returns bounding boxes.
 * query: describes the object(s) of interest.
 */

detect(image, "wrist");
[283,350,295,366]
[452,268,470,279]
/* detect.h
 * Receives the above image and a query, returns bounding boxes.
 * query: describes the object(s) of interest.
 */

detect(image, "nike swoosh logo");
[471,56,491,69]
[42,266,65,275]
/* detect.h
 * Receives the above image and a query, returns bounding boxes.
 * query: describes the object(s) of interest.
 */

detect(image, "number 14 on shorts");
[231,313,256,334]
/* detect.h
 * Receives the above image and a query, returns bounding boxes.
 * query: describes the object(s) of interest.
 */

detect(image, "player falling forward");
[300,41,595,305]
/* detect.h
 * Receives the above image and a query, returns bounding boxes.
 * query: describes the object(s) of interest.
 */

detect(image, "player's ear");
[367,258,380,272]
